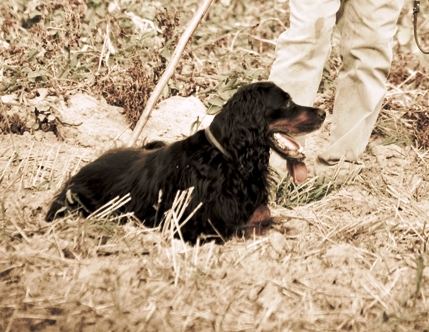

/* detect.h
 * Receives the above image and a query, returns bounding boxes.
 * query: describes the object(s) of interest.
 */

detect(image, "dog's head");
[208,82,325,179]
[258,82,326,162]
[258,82,326,183]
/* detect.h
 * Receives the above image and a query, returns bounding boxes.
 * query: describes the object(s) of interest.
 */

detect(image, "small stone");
[269,232,287,254]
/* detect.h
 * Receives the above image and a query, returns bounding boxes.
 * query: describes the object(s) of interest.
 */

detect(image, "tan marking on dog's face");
[268,111,324,136]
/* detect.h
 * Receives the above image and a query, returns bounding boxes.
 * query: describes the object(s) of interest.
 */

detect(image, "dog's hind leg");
[45,187,68,221]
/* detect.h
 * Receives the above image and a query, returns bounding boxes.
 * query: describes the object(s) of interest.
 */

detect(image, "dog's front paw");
[241,205,272,238]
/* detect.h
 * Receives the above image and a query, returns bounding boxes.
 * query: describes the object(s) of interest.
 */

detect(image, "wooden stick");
[128,0,215,147]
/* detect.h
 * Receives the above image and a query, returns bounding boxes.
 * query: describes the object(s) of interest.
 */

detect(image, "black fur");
[46,82,325,243]
[142,141,166,150]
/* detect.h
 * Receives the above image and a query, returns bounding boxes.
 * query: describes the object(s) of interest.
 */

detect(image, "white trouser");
[269,0,404,173]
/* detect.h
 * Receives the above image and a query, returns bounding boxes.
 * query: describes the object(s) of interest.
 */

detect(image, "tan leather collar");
[204,127,231,159]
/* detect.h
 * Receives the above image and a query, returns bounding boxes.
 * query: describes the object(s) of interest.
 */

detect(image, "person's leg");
[316,0,405,174]
[269,0,340,106]
[269,0,340,179]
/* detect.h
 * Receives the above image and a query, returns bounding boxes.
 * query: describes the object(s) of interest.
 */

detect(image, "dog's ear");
[211,84,267,144]
[210,83,270,178]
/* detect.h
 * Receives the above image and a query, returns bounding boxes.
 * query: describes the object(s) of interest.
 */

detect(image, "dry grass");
[1,137,428,331]
[1,0,429,331]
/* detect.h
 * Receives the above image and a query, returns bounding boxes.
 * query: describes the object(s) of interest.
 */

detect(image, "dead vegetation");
[1,138,428,331]
[1,0,429,331]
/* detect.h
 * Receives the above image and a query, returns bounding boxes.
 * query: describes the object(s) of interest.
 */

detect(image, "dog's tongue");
[272,133,308,183]
[286,161,308,184]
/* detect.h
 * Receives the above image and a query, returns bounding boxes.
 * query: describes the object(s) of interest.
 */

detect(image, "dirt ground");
[1,90,428,331]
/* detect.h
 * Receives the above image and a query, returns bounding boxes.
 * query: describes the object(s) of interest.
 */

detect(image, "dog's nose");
[317,109,326,121]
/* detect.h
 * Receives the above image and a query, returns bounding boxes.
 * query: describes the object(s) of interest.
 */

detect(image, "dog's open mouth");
[271,132,308,184]
[273,133,304,156]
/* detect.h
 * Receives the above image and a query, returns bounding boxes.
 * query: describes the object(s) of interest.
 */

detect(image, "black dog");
[45,82,325,243]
